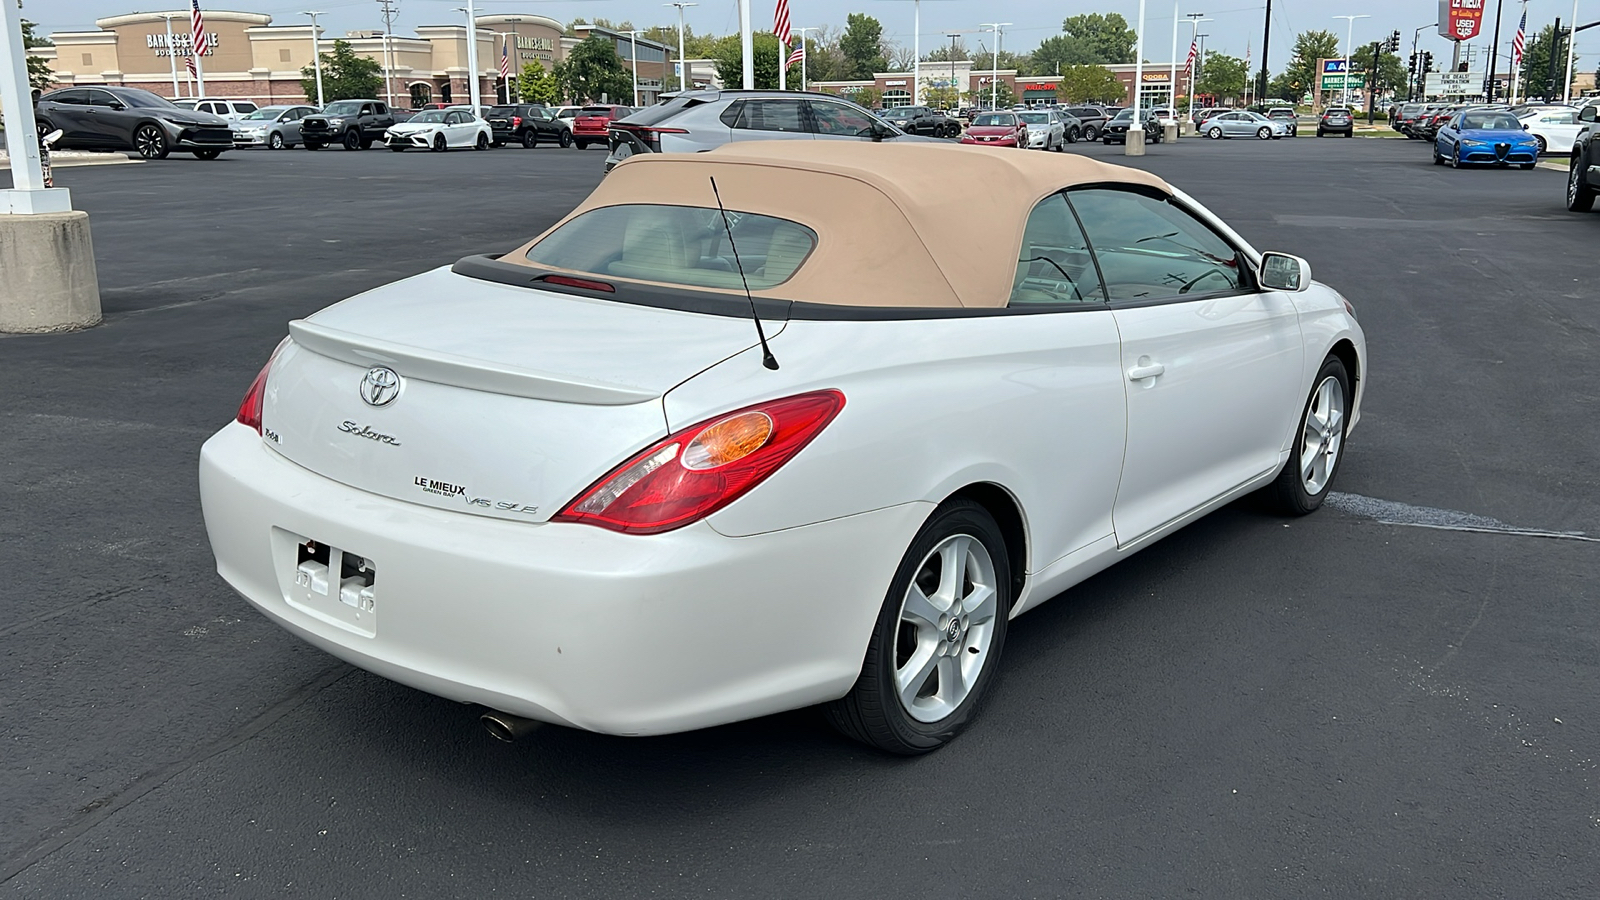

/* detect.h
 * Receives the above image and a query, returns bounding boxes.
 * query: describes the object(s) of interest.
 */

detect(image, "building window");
[82,53,94,66]
[883,89,911,107]
[280,48,292,62]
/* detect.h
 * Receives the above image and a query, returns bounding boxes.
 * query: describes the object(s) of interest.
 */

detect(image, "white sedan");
[199,142,1365,755]
[1018,110,1069,150]
[385,108,492,152]
[1519,107,1583,155]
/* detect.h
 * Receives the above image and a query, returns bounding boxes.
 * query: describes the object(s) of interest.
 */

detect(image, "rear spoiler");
[287,318,658,406]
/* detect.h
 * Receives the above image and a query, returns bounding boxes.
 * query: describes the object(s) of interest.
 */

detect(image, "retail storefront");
[30,11,672,107]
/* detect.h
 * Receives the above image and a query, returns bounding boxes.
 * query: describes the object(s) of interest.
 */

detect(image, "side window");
[1009,194,1103,306]
[86,90,119,108]
[1066,188,1245,302]
[808,101,875,136]
[48,90,87,105]
[360,105,374,116]
[718,100,745,127]
[734,99,806,132]
[374,103,387,115]
[236,102,258,113]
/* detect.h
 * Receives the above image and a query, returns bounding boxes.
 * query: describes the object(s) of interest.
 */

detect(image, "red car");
[572,105,634,150]
[958,111,1026,148]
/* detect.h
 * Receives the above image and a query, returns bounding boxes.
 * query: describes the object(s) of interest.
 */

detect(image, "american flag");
[190,0,210,57]
[1512,9,1527,66]
[499,40,511,79]
[185,56,197,77]
[774,0,791,47]
[786,43,804,68]
[1184,39,1198,75]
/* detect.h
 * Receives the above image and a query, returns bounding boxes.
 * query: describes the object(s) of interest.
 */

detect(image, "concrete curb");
[0,153,141,170]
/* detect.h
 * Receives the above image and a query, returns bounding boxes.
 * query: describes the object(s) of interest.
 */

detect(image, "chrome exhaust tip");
[480,710,541,743]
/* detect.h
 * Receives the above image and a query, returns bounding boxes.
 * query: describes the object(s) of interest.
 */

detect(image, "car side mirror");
[107,101,125,110]
[1523,123,1530,130]
[1581,107,1598,123]
[1260,252,1310,292]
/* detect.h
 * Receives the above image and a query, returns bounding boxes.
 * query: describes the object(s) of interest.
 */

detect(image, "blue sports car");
[1433,109,1540,169]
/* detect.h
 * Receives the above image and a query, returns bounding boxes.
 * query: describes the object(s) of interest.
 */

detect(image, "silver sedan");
[232,105,319,150]
[1017,110,1068,150]
[1202,111,1290,140]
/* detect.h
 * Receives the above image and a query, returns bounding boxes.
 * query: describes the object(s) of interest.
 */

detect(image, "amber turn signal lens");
[681,412,774,470]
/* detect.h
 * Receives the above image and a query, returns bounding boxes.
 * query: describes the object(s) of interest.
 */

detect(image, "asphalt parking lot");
[4,137,1598,897]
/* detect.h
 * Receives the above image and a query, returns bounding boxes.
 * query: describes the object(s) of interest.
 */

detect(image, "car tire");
[1265,355,1351,516]
[1208,126,1223,139]
[1567,153,1597,211]
[35,118,55,143]
[192,149,221,160]
[432,134,447,152]
[343,130,362,151]
[1450,146,1461,168]
[133,123,170,160]
[1432,145,1445,165]
[575,139,589,150]
[558,130,573,148]
[1084,125,1099,141]
[522,130,538,149]
[361,137,375,149]
[824,498,1012,756]
[1257,127,1272,140]
[476,132,490,150]
[1535,135,1547,155]
[268,132,285,150]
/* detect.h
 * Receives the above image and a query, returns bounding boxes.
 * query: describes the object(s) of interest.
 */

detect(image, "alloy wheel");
[1299,375,1345,496]
[134,124,167,159]
[269,132,284,150]
[893,534,1000,723]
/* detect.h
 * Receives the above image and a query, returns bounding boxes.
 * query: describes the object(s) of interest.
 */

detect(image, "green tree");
[1279,30,1341,101]
[924,85,959,108]
[1031,34,1100,74]
[840,13,888,79]
[1056,64,1125,103]
[1518,25,1572,100]
[22,19,55,92]
[1196,51,1248,99]
[974,78,1016,108]
[556,34,633,103]
[710,32,797,90]
[924,42,970,62]
[300,40,382,102]
[1349,44,1406,98]
[516,60,562,105]
[1060,13,1136,64]
[845,86,883,109]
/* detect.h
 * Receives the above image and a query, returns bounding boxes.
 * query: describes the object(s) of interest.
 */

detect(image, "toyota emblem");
[359,367,402,407]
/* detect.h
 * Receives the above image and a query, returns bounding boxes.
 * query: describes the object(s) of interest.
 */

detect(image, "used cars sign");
[1438,0,1485,41]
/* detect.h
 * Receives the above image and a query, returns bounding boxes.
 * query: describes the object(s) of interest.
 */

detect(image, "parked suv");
[879,105,961,138]
[1566,104,1600,212]
[1060,106,1109,141]
[572,105,634,149]
[1266,107,1300,136]
[173,98,259,121]
[300,100,397,150]
[604,90,931,173]
[1318,107,1354,137]
[486,104,573,148]
[33,86,232,159]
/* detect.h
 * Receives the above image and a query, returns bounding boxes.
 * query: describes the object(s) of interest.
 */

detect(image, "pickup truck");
[301,100,397,151]
[1567,104,1600,212]
[879,105,961,139]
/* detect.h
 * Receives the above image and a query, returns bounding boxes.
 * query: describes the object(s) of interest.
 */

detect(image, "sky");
[26,0,1595,79]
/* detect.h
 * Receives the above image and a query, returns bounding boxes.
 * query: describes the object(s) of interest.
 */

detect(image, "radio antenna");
[709,177,779,371]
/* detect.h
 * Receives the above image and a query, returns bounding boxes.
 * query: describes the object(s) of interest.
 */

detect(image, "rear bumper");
[199,423,928,735]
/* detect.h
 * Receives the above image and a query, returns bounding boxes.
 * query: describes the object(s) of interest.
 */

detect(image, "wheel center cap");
[945,619,963,643]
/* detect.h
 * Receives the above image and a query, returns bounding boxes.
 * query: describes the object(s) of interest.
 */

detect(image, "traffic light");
[1422,51,1434,74]
[1409,52,1418,71]
[1385,30,1401,53]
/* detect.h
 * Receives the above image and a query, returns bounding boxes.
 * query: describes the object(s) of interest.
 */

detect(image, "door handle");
[1127,361,1166,382]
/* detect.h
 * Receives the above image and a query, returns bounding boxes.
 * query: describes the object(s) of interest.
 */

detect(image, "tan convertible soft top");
[505,141,1173,308]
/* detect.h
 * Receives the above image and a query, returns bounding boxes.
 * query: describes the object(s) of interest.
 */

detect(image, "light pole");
[981,22,1010,109]
[1169,0,1180,122]
[796,27,820,91]
[1130,0,1146,154]
[302,11,326,107]
[946,32,961,108]
[1332,14,1371,107]
[1410,23,1431,100]
[377,0,400,110]
[739,0,753,89]
[1562,0,1578,101]
[453,3,484,110]
[622,30,642,105]
[912,0,921,104]
[158,13,183,98]
[666,3,698,91]
[1186,15,1209,118]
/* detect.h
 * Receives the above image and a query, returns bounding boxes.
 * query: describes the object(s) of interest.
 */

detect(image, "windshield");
[1325,108,1350,115]
[1460,112,1522,130]
[410,110,447,123]
[488,106,518,116]
[242,107,287,120]
[1018,113,1049,124]
[1269,108,1294,116]
[119,88,178,109]
[972,113,1015,127]
[323,101,363,116]
[525,204,818,291]
[1112,109,1135,120]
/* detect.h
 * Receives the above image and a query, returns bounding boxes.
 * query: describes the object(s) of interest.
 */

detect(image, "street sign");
[1424,71,1483,94]
[1320,73,1367,90]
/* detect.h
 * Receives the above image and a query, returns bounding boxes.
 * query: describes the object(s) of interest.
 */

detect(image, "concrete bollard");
[1164,122,1179,143]
[0,211,102,333]
[1124,128,1147,157]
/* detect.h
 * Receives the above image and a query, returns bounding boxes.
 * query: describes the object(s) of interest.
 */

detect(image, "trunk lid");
[261,265,765,524]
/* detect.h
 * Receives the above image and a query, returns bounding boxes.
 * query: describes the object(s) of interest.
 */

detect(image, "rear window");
[524,204,818,290]
[580,106,615,115]
[619,96,698,127]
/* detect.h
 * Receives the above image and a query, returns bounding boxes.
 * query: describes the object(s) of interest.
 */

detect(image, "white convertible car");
[384,108,492,152]
[200,142,1365,754]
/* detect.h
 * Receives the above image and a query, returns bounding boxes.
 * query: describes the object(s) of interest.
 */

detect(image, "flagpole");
[1562,0,1577,102]
[193,3,207,97]
[162,14,180,98]
[739,0,753,89]
[1169,0,1179,124]
[912,0,920,105]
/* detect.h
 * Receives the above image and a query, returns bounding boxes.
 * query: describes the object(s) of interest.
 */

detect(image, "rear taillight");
[554,390,845,534]
[235,337,289,434]
[512,115,522,128]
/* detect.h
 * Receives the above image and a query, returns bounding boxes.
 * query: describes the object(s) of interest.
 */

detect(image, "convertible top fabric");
[505,141,1174,308]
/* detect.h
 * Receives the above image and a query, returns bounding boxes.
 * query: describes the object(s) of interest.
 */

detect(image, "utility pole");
[1256,0,1273,103]
[666,3,698,91]
[1547,18,1563,102]
[981,23,1009,109]
[1486,0,1506,99]
[377,0,399,109]
[947,32,961,108]
[1562,0,1578,101]
[302,11,326,107]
